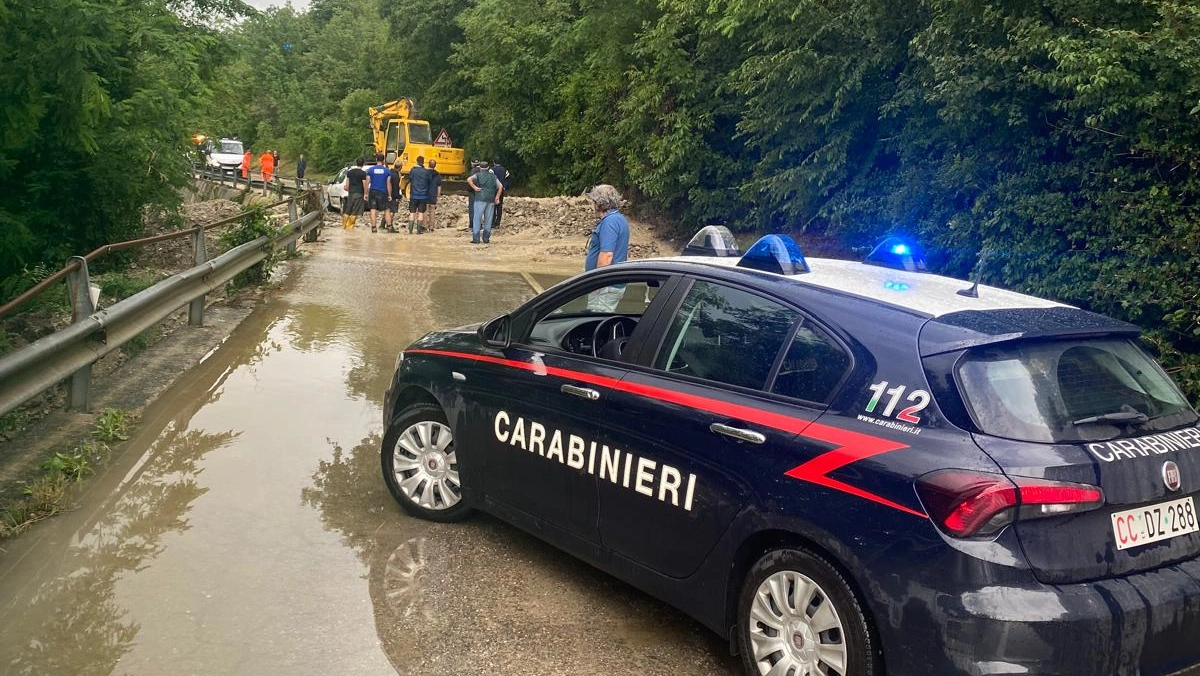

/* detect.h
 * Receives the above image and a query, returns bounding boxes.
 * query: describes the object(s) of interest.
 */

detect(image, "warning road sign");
[434,129,452,147]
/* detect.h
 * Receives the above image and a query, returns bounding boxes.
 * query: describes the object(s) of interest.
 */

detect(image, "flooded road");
[0,229,738,676]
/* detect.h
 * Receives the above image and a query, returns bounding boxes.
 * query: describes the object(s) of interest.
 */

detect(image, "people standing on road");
[365,153,392,233]
[492,158,511,229]
[272,149,280,169]
[296,154,307,179]
[386,161,403,233]
[240,151,251,184]
[466,161,481,234]
[342,157,368,231]
[467,160,503,244]
[406,156,433,234]
[259,149,276,196]
[584,184,630,311]
[426,159,442,231]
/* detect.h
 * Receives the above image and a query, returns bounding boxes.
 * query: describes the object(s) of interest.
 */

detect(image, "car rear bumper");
[929,556,1200,676]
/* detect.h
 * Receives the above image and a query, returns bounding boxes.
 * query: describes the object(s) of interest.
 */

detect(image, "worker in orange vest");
[259,150,275,196]
[240,151,251,184]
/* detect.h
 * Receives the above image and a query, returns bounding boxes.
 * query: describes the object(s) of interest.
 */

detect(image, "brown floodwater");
[0,228,738,676]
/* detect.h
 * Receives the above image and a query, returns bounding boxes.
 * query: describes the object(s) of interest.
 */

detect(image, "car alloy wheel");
[391,419,460,510]
[739,549,877,676]
[749,570,847,675]
[381,403,472,522]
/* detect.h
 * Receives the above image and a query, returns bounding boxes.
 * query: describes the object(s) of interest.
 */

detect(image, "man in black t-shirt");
[427,159,443,230]
[386,162,403,232]
[492,159,511,229]
[342,157,368,231]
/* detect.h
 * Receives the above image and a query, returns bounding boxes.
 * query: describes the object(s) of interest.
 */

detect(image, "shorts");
[388,198,401,213]
[345,193,366,216]
[408,198,427,214]
[368,190,389,211]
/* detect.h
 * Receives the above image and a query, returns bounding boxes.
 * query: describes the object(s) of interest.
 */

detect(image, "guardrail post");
[286,199,299,255]
[66,256,95,412]
[189,226,208,326]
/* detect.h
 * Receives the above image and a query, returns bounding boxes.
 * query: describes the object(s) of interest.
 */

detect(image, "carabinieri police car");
[382,228,1200,676]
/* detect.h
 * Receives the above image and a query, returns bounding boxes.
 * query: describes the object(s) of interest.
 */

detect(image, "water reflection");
[0,426,237,676]
[302,435,739,675]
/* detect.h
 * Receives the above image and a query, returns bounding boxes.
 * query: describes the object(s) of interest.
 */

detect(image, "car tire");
[381,403,472,522]
[737,548,879,676]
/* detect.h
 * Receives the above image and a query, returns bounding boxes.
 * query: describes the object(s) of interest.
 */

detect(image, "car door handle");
[560,384,600,401]
[709,422,766,445]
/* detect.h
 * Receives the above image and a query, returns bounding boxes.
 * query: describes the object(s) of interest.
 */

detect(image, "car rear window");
[956,338,1197,443]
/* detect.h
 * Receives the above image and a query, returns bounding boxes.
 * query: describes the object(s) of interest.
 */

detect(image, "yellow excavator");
[368,98,466,178]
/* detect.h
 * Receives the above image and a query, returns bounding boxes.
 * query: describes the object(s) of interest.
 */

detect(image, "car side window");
[654,281,797,390]
[770,322,850,403]
[544,280,661,318]
[525,277,667,357]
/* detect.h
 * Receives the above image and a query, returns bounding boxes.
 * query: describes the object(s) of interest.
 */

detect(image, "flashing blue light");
[884,281,910,292]
[736,234,810,276]
[865,236,928,272]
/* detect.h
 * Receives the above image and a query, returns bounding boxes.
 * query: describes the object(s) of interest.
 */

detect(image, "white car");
[324,166,351,212]
[204,137,245,175]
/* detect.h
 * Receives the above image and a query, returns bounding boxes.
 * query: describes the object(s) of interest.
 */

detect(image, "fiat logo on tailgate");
[1163,461,1182,492]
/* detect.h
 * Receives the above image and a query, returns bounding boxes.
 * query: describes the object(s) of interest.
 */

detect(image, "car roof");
[629,255,1067,319]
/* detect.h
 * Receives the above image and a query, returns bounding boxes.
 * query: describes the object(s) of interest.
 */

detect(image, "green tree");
[0,0,247,289]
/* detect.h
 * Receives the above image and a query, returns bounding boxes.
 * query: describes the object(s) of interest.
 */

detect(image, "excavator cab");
[382,121,435,166]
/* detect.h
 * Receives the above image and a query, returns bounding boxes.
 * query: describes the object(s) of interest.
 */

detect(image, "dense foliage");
[1,0,1198,397]
[0,0,249,292]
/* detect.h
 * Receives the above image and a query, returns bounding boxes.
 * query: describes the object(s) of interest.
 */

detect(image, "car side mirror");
[479,315,511,349]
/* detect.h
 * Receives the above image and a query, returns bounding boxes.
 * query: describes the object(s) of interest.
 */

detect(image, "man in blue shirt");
[584,184,630,311]
[406,156,432,234]
[365,153,392,233]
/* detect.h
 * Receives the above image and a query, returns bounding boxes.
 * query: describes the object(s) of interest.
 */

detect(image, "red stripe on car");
[406,348,926,518]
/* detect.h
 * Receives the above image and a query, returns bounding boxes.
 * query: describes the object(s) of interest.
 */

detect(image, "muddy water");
[0,230,738,676]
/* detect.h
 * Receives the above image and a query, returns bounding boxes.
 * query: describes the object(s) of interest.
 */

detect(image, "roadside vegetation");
[0,409,131,540]
[0,0,1197,398]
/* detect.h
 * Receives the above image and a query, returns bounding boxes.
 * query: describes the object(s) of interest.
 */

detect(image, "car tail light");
[915,470,1104,538]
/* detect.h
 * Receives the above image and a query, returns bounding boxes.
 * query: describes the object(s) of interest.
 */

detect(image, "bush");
[219,205,277,289]
[100,271,160,300]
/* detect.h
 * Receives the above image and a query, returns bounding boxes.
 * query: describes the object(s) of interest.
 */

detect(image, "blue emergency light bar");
[865,236,928,272]
[736,235,810,275]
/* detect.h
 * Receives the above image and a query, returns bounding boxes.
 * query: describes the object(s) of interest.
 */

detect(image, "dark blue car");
[382,232,1200,676]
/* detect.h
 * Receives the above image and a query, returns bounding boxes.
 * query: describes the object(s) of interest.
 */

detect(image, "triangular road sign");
[434,128,452,147]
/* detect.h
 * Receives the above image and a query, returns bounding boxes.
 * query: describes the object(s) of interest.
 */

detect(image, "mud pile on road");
[427,194,667,265]
[434,194,597,238]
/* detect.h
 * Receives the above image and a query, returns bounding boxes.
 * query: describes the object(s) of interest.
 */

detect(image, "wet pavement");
[0,228,739,676]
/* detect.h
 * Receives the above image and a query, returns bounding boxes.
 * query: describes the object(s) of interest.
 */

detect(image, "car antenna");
[957,249,989,298]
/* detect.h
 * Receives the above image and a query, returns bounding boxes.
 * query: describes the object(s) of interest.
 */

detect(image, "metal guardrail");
[0,209,323,416]
[193,164,325,196]
[0,198,293,320]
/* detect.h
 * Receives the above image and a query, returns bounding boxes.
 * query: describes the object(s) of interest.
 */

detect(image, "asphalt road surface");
[0,229,739,676]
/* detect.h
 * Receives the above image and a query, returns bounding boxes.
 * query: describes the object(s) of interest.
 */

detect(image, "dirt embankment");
[336,193,671,275]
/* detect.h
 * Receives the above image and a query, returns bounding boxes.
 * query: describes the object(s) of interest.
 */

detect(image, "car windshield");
[219,140,243,154]
[956,338,1197,443]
